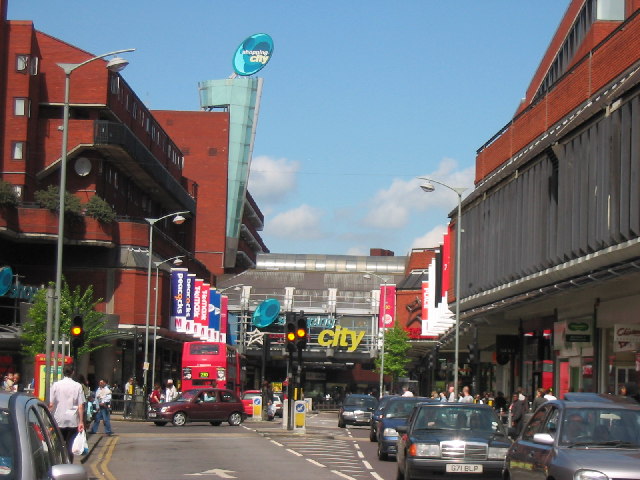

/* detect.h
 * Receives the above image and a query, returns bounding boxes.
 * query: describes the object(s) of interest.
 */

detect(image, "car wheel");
[153,421,167,426]
[228,412,243,426]
[338,417,345,428]
[172,412,187,426]
[377,442,388,461]
[210,421,222,426]
[369,426,377,442]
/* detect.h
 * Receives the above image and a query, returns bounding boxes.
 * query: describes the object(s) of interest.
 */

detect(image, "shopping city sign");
[232,33,274,76]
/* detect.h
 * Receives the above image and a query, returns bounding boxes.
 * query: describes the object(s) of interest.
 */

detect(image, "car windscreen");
[0,409,16,474]
[242,392,261,400]
[414,406,505,433]
[179,390,201,401]
[560,407,640,446]
[344,397,377,408]
[385,399,426,418]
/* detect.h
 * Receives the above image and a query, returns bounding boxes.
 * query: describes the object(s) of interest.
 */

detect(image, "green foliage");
[34,185,82,216]
[85,195,116,223]
[0,180,18,207]
[375,323,411,383]
[22,278,114,358]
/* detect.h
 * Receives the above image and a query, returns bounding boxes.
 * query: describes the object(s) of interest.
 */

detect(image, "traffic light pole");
[286,352,294,431]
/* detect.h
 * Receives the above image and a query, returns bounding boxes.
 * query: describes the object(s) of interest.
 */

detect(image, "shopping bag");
[71,430,88,456]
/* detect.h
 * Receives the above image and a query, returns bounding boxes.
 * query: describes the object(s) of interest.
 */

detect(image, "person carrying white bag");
[48,365,85,462]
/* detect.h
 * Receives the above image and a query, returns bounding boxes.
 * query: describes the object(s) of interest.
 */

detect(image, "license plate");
[148,412,156,418]
[446,464,483,473]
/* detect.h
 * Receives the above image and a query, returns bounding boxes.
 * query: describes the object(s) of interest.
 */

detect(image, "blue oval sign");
[232,33,274,76]
[0,267,12,296]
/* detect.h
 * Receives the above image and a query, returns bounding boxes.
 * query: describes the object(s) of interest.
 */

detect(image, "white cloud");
[264,204,324,239]
[248,155,300,203]
[362,158,475,229]
[411,224,448,250]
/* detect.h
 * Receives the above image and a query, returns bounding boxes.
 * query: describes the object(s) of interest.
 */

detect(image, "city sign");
[232,33,274,76]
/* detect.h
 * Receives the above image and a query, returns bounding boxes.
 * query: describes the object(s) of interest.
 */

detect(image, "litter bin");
[133,394,146,419]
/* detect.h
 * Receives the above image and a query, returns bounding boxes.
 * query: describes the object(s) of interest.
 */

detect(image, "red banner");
[379,285,396,328]
[442,230,450,300]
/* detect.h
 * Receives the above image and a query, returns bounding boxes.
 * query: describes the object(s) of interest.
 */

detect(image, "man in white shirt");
[401,386,414,397]
[49,365,85,461]
[164,379,179,402]
[447,385,457,402]
[89,379,113,436]
[459,386,474,403]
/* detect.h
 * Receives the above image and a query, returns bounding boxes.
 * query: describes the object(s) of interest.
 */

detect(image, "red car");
[241,390,262,415]
[148,388,246,427]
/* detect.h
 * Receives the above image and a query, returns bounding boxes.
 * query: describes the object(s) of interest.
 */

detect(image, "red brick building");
[0,1,267,387]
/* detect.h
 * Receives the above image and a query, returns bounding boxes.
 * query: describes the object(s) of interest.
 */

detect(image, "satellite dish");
[74,157,92,177]
[252,299,281,328]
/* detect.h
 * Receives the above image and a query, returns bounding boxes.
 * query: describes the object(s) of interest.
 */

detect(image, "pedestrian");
[439,391,447,402]
[11,373,20,392]
[494,391,507,412]
[261,380,274,420]
[459,386,474,403]
[509,392,528,437]
[543,388,557,401]
[90,379,113,436]
[76,374,91,429]
[401,386,414,397]
[123,377,135,418]
[49,365,85,462]
[2,373,13,392]
[164,379,179,403]
[149,382,162,406]
[447,385,457,402]
[531,387,547,412]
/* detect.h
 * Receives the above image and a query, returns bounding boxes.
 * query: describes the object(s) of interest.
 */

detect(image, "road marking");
[370,472,385,480]
[270,440,283,446]
[286,448,302,456]
[357,450,364,458]
[306,458,326,467]
[185,468,237,478]
[363,461,372,470]
[331,470,358,480]
[90,435,118,480]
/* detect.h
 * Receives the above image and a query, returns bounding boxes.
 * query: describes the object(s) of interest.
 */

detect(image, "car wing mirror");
[396,425,408,434]
[51,463,88,479]
[532,433,554,445]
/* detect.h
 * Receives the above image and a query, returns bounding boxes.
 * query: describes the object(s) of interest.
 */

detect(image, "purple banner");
[209,289,221,341]
[170,268,188,332]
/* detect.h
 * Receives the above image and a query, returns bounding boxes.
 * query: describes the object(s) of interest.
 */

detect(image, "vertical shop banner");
[193,279,203,336]
[184,274,195,336]
[199,284,210,340]
[170,268,189,332]
[220,295,228,344]
[421,280,429,332]
[442,230,451,301]
[209,289,221,342]
[378,285,396,328]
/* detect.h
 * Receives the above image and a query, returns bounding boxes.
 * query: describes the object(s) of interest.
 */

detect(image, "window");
[521,405,550,441]
[14,98,29,116]
[16,55,29,72]
[27,407,53,479]
[11,141,25,160]
[597,0,625,20]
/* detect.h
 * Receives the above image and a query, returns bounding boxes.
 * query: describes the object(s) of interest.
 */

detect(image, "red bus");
[181,342,241,395]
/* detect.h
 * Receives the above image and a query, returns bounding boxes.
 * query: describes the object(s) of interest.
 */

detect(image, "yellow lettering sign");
[317,326,365,352]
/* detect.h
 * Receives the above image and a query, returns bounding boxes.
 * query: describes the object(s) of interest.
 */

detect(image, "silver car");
[505,395,640,480]
[0,391,87,479]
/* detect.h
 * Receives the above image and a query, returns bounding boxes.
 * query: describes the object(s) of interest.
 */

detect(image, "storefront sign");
[614,324,640,344]
[565,321,592,343]
[232,33,274,76]
[317,326,365,352]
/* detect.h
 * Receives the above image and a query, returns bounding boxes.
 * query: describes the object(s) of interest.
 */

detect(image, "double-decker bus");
[181,342,241,395]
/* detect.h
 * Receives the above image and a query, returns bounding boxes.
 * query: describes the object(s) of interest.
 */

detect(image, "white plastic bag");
[71,430,88,456]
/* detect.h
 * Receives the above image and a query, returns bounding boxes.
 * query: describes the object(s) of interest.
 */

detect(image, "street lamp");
[363,272,391,397]
[418,177,466,396]
[151,255,185,391]
[143,211,189,394]
[52,48,134,380]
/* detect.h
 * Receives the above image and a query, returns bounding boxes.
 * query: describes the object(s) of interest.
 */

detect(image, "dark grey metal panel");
[619,101,632,240]
[631,96,640,236]
[578,130,589,255]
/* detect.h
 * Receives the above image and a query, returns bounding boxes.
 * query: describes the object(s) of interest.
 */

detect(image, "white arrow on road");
[185,469,236,478]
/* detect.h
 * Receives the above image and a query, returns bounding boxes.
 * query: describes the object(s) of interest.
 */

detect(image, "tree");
[34,185,83,217]
[85,195,116,223]
[0,180,18,207]
[22,278,114,358]
[375,323,411,393]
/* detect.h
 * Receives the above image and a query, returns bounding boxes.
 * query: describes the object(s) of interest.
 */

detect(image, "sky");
[8,1,571,257]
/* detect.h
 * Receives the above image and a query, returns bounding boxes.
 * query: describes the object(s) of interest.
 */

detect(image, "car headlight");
[160,407,170,413]
[343,411,355,417]
[574,470,609,480]
[487,447,509,459]
[382,427,398,437]
[412,443,441,458]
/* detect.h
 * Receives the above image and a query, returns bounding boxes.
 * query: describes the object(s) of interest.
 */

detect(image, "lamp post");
[151,255,185,391]
[143,211,189,394]
[363,272,390,397]
[52,48,134,379]
[418,177,466,395]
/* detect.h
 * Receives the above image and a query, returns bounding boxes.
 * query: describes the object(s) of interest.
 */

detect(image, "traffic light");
[468,343,479,363]
[71,314,84,349]
[427,351,435,370]
[294,312,308,350]
[285,312,297,353]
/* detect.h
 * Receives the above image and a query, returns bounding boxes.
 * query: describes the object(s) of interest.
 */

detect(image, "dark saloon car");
[505,397,640,480]
[149,388,246,427]
[396,403,511,480]
[338,394,378,428]
[0,391,87,479]
[370,395,395,441]
[376,396,435,460]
